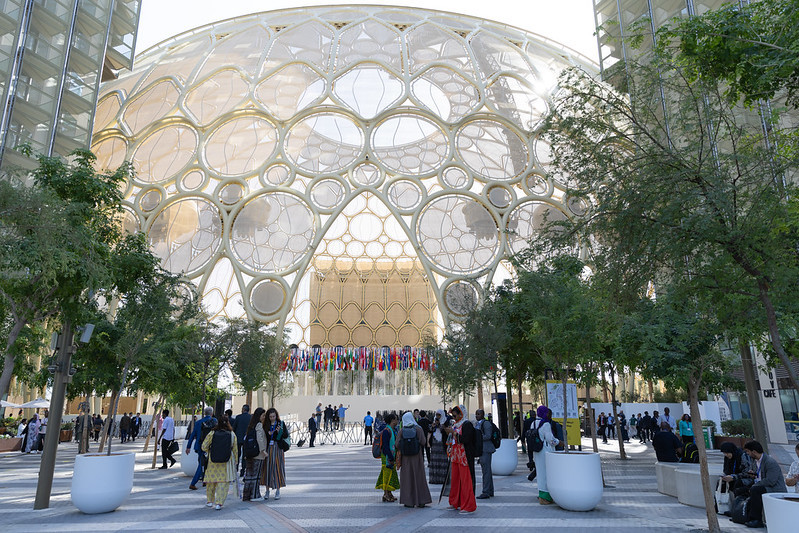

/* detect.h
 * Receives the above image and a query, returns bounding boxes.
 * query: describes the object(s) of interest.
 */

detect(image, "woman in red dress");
[443,405,476,514]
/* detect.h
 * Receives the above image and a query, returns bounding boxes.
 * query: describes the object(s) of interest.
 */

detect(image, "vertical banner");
[546,380,580,446]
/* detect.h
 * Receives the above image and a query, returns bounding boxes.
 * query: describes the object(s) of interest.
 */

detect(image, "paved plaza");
[0,436,783,532]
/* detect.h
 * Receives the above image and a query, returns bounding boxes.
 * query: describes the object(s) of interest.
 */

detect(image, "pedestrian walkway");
[0,437,756,532]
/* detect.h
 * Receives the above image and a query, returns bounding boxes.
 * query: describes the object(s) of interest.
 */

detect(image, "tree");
[0,149,130,400]
[662,0,799,107]
[625,286,736,533]
[516,254,602,453]
[222,319,288,406]
[543,55,799,396]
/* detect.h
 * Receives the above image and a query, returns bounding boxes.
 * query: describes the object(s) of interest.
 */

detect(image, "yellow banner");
[552,416,582,446]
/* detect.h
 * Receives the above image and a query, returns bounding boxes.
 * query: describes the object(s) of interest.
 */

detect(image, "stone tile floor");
[0,435,780,532]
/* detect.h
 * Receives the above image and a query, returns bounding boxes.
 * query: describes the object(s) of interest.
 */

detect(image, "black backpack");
[243,427,259,458]
[489,421,501,449]
[209,430,232,463]
[682,441,699,463]
[527,421,545,452]
[398,426,420,456]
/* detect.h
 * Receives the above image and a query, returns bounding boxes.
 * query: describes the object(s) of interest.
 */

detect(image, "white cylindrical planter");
[545,451,603,511]
[655,462,680,497]
[71,453,135,514]
[180,443,197,477]
[492,439,518,476]
[763,493,799,533]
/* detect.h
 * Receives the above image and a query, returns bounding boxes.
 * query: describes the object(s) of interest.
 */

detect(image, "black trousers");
[467,455,476,495]
[746,485,767,522]
[364,426,372,443]
[309,430,316,447]
[161,439,174,467]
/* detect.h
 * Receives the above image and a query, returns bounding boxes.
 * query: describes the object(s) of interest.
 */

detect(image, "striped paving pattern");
[0,438,753,532]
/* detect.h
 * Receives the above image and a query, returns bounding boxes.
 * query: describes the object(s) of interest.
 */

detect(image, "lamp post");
[33,321,92,510]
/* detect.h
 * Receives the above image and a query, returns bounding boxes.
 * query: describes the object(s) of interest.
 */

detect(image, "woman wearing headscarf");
[24,413,40,454]
[533,405,561,505]
[376,413,400,502]
[398,411,432,508]
[201,415,238,510]
[443,405,476,514]
[428,409,449,484]
[719,441,753,496]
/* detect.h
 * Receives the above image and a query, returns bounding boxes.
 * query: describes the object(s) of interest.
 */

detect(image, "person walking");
[417,410,431,464]
[131,413,141,441]
[475,409,495,499]
[324,405,333,432]
[119,412,131,443]
[640,412,652,443]
[187,406,216,490]
[375,413,400,503]
[262,408,288,500]
[597,412,608,444]
[38,409,48,452]
[23,413,40,453]
[363,411,374,445]
[678,414,694,444]
[442,405,476,514]
[397,412,432,508]
[92,414,102,442]
[532,405,561,505]
[308,412,318,447]
[242,407,267,502]
[158,409,176,469]
[201,415,238,510]
[428,409,449,484]
[232,405,252,476]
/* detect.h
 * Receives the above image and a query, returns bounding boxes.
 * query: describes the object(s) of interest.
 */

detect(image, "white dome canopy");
[93,5,596,347]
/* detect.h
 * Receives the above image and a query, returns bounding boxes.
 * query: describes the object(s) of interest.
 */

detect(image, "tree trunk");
[648,380,654,402]
[608,367,627,460]
[150,396,164,468]
[105,360,131,456]
[757,282,799,395]
[0,319,26,402]
[505,372,514,439]
[739,342,769,451]
[142,394,163,453]
[517,375,524,434]
[561,372,569,453]
[97,389,118,453]
[80,396,91,454]
[245,389,252,407]
[688,375,721,533]
[586,384,598,453]
[477,379,484,411]
[600,366,609,402]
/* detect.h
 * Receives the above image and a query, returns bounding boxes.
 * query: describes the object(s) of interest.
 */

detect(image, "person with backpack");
[187,406,217,491]
[375,413,400,503]
[242,407,266,502]
[442,405,476,514]
[397,412,432,508]
[474,409,497,499]
[232,404,252,477]
[200,415,238,510]
[261,407,288,501]
[531,405,561,505]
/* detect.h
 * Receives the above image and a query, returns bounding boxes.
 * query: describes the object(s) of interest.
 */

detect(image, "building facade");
[0,0,141,171]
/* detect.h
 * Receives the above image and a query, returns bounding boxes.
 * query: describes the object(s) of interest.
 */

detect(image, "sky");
[135,0,599,62]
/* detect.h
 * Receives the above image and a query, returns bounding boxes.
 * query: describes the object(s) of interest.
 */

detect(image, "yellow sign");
[552,417,582,446]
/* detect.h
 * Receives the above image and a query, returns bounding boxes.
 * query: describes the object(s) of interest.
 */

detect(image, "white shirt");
[160,416,175,440]
[788,460,799,493]
[39,417,47,434]
[662,415,677,430]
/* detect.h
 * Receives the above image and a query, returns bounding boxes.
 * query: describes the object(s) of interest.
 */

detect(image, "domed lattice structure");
[92,6,597,347]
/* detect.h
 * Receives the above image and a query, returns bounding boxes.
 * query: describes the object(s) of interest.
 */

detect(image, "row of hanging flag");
[280,346,436,372]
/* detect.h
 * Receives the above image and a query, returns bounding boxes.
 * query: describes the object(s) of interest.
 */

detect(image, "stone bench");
[675,464,724,507]
[655,462,680,497]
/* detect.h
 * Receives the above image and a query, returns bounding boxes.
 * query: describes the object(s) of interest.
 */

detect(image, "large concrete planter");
[762,493,799,533]
[655,462,680,497]
[492,439,518,476]
[180,444,197,477]
[545,451,603,511]
[71,452,134,514]
[0,437,22,452]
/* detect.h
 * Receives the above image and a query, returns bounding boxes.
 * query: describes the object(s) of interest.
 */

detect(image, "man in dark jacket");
[231,404,251,476]
[417,410,431,464]
[186,406,216,490]
[640,412,652,443]
[652,422,682,462]
[119,413,131,443]
[131,413,141,441]
[308,413,317,447]
[743,440,787,528]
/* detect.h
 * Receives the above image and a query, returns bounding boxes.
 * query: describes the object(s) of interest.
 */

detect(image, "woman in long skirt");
[24,414,40,454]
[428,409,448,484]
[262,407,287,500]
[375,413,400,502]
[532,405,561,505]
[242,407,266,501]
[443,405,476,514]
[201,415,238,510]
[398,412,432,507]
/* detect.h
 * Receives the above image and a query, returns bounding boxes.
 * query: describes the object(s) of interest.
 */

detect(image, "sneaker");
[445,505,458,510]
[214,504,222,510]
[206,502,213,507]
[158,466,167,469]
[459,509,474,514]
[274,489,280,500]
[476,494,490,499]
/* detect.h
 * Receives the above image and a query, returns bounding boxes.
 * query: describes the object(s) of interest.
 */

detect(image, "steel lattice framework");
[91,6,597,348]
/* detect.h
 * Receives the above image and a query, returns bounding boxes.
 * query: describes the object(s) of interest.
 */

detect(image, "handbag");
[167,439,179,456]
[715,478,731,515]
[276,421,290,452]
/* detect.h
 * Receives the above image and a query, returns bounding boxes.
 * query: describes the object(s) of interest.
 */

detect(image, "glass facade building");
[92,6,598,351]
[0,0,140,171]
